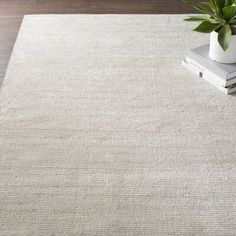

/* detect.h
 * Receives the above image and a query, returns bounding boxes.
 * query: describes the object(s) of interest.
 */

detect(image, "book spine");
[186,57,227,87]
[182,59,229,94]
[202,74,229,94]
[228,86,236,95]
[182,59,200,76]
[188,50,227,80]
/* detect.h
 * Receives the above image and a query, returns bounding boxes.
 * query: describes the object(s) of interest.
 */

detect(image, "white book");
[186,57,236,87]
[182,59,236,95]
[188,44,236,81]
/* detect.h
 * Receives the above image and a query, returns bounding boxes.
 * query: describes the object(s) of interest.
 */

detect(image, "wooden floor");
[0,0,195,78]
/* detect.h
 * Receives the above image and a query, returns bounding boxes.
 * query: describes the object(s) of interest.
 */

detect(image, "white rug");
[0,15,236,235]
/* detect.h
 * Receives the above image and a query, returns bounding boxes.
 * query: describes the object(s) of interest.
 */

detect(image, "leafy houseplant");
[183,0,236,63]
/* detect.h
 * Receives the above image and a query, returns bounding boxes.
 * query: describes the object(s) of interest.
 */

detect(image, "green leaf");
[222,5,236,20]
[184,15,212,21]
[230,19,236,24]
[230,15,236,21]
[213,0,224,9]
[201,1,217,12]
[183,0,214,15]
[218,24,232,50]
[211,0,224,14]
[215,17,227,24]
[225,0,233,7]
[193,21,221,33]
[184,16,225,24]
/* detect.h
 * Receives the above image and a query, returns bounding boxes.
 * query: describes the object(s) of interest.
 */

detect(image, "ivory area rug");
[0,15,236,236]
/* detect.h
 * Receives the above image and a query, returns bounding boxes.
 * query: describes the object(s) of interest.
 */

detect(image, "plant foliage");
[183,0,236,50]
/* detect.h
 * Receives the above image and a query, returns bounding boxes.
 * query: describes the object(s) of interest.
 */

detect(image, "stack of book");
[182,44,236,95]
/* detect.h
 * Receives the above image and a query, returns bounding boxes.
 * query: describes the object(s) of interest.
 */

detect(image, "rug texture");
[0,15,236,236]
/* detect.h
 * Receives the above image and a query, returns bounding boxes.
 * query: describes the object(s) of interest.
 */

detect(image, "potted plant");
[183,0,236,63]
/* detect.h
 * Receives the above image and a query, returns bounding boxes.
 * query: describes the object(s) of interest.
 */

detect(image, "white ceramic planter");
[209,31,236,64]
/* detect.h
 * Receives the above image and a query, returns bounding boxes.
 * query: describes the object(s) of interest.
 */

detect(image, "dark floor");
[0,0,195,78]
